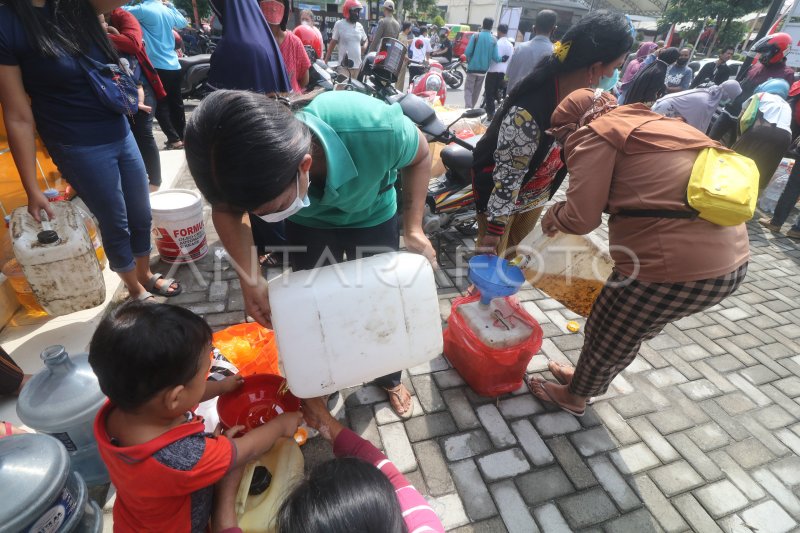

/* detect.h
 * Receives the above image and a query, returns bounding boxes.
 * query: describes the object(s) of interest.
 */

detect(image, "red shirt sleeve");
[108,8,144,56]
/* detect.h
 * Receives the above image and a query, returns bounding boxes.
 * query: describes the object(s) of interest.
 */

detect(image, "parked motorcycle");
[440,56,465,89]
[178,27,216,56]
[305,45,337,91]
[408,61,447,105]
[350,42,485,236]
[179,54,211,100]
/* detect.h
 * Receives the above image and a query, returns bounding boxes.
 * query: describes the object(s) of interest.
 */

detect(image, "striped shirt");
[334,429,445,532]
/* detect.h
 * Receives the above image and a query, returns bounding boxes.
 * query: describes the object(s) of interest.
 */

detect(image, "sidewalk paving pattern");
[160,169,800,532]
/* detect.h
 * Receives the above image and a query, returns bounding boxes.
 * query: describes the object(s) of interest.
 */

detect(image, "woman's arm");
[540,129,615,236]
[400,130,437,266]
[480,106,539,252]
[211,206,272,327]
[0,65,53,221]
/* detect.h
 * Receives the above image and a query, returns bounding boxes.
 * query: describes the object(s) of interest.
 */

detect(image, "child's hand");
[138,103,153,114]
[274,411,303,438]
[219,374,244,395]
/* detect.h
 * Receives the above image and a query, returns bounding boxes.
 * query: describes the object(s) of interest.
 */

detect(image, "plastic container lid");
[37,230,60,245]
[149,189,200,211]
[0,434,71,532]
[16,345,106,432]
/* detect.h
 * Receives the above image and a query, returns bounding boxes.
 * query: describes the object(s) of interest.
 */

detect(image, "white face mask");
[255,172,310,223]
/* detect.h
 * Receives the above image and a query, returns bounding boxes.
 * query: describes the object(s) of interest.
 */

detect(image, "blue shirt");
[465,30,500,73]
[124,0,187,71]
[0,5,127,145]
[505,35,553,91]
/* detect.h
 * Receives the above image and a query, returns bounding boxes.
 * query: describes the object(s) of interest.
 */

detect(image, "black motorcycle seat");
[179,54,211,68]
[441,144,474,181]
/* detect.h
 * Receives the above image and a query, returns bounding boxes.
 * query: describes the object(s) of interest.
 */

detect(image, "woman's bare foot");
[302,397,344,442]
[548,361,575,385]
[527,378,587,417]
[384,383,413,419]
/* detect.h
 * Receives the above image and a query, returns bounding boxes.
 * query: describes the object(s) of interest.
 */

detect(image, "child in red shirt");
[90,302,301,533]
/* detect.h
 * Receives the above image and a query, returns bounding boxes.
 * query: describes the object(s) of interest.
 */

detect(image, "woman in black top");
[471,11,634,257]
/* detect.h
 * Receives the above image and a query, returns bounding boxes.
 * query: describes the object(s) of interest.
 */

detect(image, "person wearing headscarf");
[208,0,291,94]
[651,79,741,133]
[617,41,656,104]
[471,11,634,257]
[733,78,793,189]
[623,47,679,106]
[526,88,749,416]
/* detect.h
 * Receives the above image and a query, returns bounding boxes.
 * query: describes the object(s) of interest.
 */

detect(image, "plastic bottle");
[76,207,107,269]
[1,258,47,316]
[16,345,110,487]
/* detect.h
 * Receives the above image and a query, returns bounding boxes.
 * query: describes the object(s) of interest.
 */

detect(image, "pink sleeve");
[333,429,445,533]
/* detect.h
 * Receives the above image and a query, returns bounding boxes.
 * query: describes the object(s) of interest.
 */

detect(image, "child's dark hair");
[276,457,408,533]
[89,302,212,411]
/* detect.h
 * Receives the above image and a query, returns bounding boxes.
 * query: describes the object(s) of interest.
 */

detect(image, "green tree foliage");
[174,0,211,21]
[433,14,446,27]
[407,0,440,21]
[661,0,769,53]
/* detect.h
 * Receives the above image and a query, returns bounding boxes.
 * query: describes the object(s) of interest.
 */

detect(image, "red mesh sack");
[443,294,543,397]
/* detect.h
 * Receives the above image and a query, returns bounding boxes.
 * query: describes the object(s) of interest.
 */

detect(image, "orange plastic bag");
[444,294,543,397]
[212,323,280,377]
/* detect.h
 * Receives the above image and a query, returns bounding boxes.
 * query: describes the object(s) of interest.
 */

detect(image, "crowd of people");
[2,0,800,531]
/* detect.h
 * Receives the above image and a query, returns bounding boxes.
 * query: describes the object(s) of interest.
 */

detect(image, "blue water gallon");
[16,345,109,487]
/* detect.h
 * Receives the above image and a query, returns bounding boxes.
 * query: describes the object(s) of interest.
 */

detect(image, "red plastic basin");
[217,374,300,434]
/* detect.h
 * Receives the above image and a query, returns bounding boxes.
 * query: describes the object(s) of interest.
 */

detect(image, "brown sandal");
[384,384,414,419]
[527,377,585,417]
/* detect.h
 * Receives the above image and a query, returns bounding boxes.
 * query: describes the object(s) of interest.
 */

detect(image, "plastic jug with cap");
[268,252,443,398]
[235,437,304,533]
[9,201,105,316]
[17,345,110,487]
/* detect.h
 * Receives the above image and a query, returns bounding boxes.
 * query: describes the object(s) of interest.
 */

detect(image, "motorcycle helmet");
[343,0,363,18]
[751,32,792,65]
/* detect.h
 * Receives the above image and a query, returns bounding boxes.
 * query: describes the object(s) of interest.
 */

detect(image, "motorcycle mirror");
[342,57,355,68]
[461,108,485,119]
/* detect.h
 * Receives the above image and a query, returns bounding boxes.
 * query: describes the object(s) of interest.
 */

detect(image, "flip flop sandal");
[548,360,573,386]
[384,385,414,419]
[145,274,182,297]
[164,141,184,150]
[1,421,15,439]
[527,377,585,417]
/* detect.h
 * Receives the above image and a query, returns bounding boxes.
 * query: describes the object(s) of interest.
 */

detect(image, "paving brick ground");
[153,167,800,532]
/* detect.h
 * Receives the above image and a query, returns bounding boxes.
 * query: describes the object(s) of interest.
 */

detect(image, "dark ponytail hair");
[184,90,312,210]
[5,0,119,62]
[491,11,633,130]
[276,457,408,533]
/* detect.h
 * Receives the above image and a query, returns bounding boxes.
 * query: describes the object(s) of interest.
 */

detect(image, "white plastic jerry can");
[269,252,443,398]
[9,202,105,316]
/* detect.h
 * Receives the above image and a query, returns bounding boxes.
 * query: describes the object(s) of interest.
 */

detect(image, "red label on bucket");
[152,226,208,263]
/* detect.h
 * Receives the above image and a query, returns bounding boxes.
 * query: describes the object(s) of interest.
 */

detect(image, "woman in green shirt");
[185,90,435,417]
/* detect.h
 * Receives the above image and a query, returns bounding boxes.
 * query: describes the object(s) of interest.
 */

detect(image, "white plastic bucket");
[269,252,443,398]
[150,189,208,263]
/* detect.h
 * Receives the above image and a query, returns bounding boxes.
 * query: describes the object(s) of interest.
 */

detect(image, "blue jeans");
[46,131,151,272]
[771,160,800,231]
